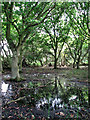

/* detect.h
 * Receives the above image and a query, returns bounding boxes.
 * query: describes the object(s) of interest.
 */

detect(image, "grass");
[65,68,88,80]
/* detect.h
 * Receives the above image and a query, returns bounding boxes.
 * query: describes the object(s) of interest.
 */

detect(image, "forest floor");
[1,66,90,120]
[22,66,88,81]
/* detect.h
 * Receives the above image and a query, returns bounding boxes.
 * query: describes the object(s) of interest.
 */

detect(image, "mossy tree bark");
[11,50,20,79]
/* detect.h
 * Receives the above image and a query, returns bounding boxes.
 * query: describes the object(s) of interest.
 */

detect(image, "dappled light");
[0,1,90,120]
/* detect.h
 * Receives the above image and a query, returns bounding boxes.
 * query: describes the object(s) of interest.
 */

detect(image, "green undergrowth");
[65,68,88,79]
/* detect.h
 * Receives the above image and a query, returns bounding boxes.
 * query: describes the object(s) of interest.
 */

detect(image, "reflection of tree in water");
[53,75,58,96]
[9,75,88,111]
[52,75,88,108]
[2,75,89,119]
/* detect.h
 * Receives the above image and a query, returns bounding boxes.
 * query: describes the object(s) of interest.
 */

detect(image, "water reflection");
[17,75,89,111]
[1,74,89,119]
[1,82,9,93]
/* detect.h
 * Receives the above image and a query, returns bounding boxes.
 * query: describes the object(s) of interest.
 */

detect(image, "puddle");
[1,73,90,119]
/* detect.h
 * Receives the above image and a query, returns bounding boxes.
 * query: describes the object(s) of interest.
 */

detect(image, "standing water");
[1,71,90,120]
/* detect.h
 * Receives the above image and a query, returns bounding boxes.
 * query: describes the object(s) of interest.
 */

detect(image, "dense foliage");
[0,2,89,79]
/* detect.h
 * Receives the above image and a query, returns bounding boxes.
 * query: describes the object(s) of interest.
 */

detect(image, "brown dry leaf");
[60,112,65,116]
[81,108,85,111]
[70,113,74,118]
[55,112,59,115]
[55,112,65,116]
[42,117,46,120]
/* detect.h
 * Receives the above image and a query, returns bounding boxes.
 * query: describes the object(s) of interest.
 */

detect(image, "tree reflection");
[2,75,88,112]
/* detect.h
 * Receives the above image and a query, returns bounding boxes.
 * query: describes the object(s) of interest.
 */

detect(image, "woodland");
[0,2,90,120]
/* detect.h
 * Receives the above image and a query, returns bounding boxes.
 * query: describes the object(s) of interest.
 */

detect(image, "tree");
[65,30,88,69]
[88,43,90,107]
[43,4,70,69]
[3,2,55,80]
[65,2,89,69]
[88,44,90,79]
[0,3,2,78]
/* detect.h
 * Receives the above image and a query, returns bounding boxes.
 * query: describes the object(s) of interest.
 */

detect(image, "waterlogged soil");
[1,67,90,120]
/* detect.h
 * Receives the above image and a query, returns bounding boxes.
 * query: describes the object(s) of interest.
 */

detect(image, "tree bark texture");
[88,44,90,80]
[11,50,20,79]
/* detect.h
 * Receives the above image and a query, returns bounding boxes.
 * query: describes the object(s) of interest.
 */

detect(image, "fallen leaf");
[70,113,74,118]
[55,112,59,115]
[60,112,65,116]
[55,112,65,116]
[81,108,85,111]
[8,116,12,118]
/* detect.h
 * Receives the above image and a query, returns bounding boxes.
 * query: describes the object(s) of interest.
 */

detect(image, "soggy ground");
[1,66,90,120]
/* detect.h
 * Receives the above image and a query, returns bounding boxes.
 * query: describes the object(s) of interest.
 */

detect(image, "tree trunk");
[54,57,57,69]
[76,54,81,69]
[88,44,90,80]
[54,48,57,69]
[76,59,80,69]
[76,62,79,69]
[18,53,23,72]
[19,59,23,72]
[88,44,90,106]
[73,58,76,68]
[39,60,43,66]
[61,54,66,66]
[11,50,20,79]
[76,55,81,69]
[73,52,77,68]
[73,63,75,68]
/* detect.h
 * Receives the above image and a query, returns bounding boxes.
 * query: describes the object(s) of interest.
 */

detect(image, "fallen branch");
[3,96,26,107]
[3,81,54,107]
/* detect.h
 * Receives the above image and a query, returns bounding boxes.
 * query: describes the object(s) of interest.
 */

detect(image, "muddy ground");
[1,66,90,120]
